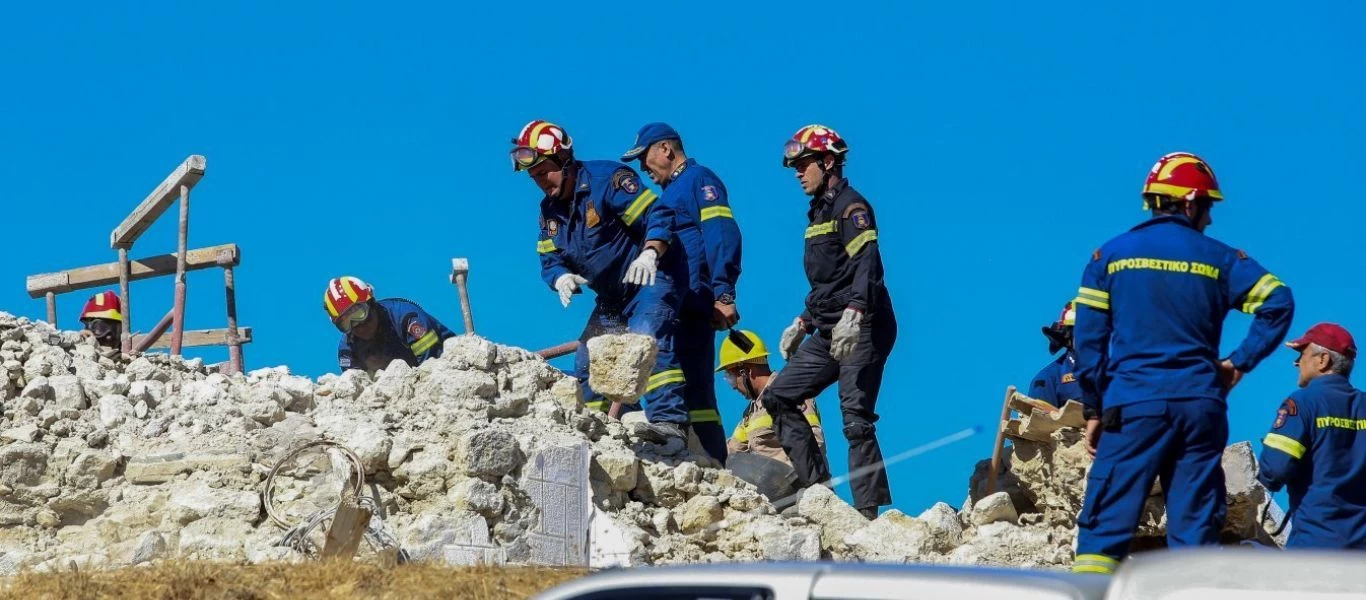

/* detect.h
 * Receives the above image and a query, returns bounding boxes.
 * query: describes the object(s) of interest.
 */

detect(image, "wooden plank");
[26,244,239,298]
[110,155,206,248]
[133,327,252,350]
[321,493,372,560]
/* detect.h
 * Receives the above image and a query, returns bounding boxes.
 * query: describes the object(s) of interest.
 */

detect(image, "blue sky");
[2,1,1362,514]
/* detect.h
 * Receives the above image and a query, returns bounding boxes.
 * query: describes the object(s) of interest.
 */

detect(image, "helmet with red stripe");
[510,120,574,172]
[783,124,849,168]
[80,291,123,322]
[323,276,374,322]
[1142,152,1223,208]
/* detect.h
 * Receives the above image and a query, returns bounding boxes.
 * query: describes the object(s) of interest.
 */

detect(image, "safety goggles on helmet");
[511,147,548,172]
[335,301,371,333]
[783,140,814,167]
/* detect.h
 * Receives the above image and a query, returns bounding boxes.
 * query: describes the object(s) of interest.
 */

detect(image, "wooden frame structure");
[25,155,252,373]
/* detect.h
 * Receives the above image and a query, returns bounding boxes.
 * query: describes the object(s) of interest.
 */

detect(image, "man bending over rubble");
[512,120,695,445]
[1256,322,1366,549]
[324,276,454,376]
[717,330,827,466]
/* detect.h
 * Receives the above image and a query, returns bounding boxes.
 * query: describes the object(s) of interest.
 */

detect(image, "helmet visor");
[511,147,545,172]
[335,302,371,333]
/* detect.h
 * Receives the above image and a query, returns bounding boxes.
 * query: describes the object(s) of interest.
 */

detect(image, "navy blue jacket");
[799,178,892,331]
[1029,350,1084,408]
[660,158,742,308]
[338,298,454,373]
[1257,374,1366,549]
[537,160,686,303]
[1073,214,1294,412]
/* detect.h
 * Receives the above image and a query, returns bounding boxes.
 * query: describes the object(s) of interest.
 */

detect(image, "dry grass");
[0,560,589,600]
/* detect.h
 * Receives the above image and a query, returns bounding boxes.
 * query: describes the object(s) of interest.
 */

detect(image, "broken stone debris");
[0,310,1287,574]
[585,333,656,405]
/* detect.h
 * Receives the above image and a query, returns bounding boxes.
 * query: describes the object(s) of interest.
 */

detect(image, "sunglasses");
[336,302,371,333]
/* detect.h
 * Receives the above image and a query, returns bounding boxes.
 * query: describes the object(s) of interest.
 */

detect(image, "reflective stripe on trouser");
[572,280,688,424]
[677,308,727,462]
[1074,398,1229,565]
[762,310,897,509]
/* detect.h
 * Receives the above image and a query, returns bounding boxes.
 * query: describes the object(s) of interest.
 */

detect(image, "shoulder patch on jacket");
[404,314,426,340]
[1237,249,1248,260]
[702,185,718,202]
[1091,248,1101,262]
[1273,397,1297,429]
[612,169,640,194]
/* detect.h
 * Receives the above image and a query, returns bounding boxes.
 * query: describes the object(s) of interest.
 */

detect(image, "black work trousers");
[762,311,896,509]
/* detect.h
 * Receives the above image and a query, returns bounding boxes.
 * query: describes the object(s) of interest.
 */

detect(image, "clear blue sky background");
[2,1,1362,514]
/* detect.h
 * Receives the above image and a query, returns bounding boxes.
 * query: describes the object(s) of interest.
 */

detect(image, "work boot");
[858,506,879,520]
[631,421,687,444]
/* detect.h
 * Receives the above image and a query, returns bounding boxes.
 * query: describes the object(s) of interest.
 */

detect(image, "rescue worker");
[324,276,455,375]
[621,122,742,462]
[1070,152,1295,575]
[1030,301,1083,407]
[79,290,123,350]
[513,120,693,443]
[716,330,827,465]
[1256,322,1366,549]
[765,124,897,520]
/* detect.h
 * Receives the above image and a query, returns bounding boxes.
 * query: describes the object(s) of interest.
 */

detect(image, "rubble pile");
[0,311,1287,575]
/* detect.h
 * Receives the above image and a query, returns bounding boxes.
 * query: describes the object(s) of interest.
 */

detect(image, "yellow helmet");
[716,330,769,372]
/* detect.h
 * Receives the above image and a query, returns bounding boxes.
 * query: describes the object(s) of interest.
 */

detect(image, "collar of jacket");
[810,177,849,212]
[1307,372,1353,393]
[668,158,695,184]
[1131,213,1198,232]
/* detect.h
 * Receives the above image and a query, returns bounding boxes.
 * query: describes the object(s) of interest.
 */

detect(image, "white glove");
[779,317,807,360]
[554,273,588,308]
[830,308,864,361]
[622,248,659,286]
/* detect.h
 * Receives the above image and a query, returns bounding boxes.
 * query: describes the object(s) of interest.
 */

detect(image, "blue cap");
[620,122,681,162]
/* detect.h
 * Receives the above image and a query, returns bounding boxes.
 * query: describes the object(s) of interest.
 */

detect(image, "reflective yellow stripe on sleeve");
[621,189,659,226]
[645,369,686,392]
[700,206,734,221]
[689,409,721,424]
[805,221,836,238]
[1074,286,1110,311]
[586,400,607,412]
[1263,432,1306,459]
[845,230,878,256]
[537,239,557,254]
[1242,273,1284,314]
[409,331,439,355]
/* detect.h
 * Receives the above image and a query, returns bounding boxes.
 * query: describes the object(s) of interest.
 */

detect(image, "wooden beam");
[133,327,252,350]
[110,155,206,248]
[26,244,239,298]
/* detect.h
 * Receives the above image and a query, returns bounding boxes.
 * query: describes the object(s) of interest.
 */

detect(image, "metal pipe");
[170,183,189,355]
[224,266,244,374]
[119,247,131,353]
[534,341,579,359]
[45,292,56,327]
[455,272,475,334]
[134,309,176,353]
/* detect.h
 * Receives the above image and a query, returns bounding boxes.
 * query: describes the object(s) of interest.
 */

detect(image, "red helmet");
[1142,152,1223,205]
[511,120,574,172]
[323,276,374,325]
[80,291,123,322]
[783,124,849,168]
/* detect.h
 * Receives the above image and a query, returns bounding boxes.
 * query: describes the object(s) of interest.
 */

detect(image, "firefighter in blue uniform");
[621,122,742,462]
[1030,301,1084,407]
[765,124,897,520]
[1070,152,1295,575]
[1256,322,1366,549]
[512,120,692,442]
[324,276,455,375]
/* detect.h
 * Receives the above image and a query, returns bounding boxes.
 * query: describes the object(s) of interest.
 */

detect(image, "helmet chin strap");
[738,366,758,400]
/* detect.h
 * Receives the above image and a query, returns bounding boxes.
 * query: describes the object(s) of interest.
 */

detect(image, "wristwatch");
[717,292,735,305]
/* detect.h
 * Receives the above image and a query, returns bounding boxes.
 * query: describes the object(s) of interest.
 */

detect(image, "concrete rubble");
[0,311,1288,574]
